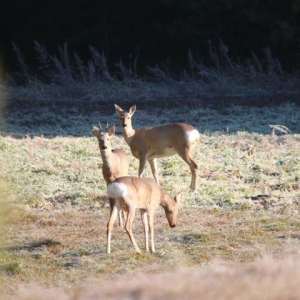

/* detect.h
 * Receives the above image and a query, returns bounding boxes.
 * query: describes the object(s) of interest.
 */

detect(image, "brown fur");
[92,124,129,226]
[107,176,182,253]
[115,104,199,191]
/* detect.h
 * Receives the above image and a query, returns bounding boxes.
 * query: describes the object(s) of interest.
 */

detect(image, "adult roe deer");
[114,104,200,191]
[107,176,182,253]
[92,124,129,226]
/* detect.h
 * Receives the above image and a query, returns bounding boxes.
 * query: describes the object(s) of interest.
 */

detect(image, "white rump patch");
[107,182,127,198]
[185,129,200,144]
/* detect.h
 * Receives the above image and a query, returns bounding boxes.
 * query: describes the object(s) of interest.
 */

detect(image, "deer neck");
[100,149,113,168]
[160,191,173,210]
[121,126,136,144]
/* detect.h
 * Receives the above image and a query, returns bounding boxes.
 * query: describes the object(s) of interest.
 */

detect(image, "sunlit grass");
[1,128,299,209]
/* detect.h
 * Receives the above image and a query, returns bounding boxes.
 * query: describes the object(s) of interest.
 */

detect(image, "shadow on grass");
[3,239,61,252]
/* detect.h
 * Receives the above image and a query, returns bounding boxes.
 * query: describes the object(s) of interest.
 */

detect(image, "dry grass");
[1,100,300,298]
[10,255,300,300]
[3,205,300,299]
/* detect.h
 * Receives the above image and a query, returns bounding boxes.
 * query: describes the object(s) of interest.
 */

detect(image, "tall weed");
[6,40,300,105]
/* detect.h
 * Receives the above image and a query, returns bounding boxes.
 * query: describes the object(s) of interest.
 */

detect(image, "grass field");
[1,80,300,298]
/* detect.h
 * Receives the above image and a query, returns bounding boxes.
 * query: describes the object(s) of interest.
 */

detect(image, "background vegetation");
[1,0,300,74]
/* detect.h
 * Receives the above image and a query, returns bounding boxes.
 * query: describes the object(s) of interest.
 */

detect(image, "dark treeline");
[1,0,300,75]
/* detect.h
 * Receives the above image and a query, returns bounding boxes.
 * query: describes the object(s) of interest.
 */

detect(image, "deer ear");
[114,104,123,113]
[129,105,137,115]
[92,126,100,137]
[175,192,182,203]
[107,125,115,136]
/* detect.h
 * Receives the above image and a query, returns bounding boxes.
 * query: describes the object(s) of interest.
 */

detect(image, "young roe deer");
[107,176,182,254]
[114,104,200,191]
[92,124,129,226]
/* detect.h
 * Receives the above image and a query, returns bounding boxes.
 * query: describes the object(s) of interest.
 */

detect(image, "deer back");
[107,176,163,209]
[129,123,198,158]
[115,104,199,156]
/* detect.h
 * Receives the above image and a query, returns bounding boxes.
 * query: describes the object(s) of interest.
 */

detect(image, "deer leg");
[125,206,141,253]
[148,158,160,185]
[108,198,114,217]
[118,210,124,227]
[140,209,149,252]
[107,203,119,254]
[110,197,124,227]
[178,147,199,191]
[148,211,155,253]
[188,158,198,191]
[190,158,199,191]
[138,155,148,178]
[120,209,127,228]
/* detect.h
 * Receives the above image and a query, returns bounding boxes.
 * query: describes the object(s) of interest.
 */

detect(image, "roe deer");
[107,176,182,254]
[114,104,200,191]
[92,124,129,226]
